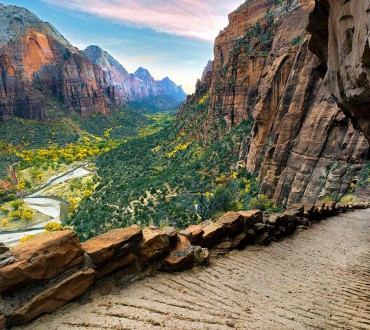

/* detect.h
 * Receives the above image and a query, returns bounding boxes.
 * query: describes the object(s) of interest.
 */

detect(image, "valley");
[0,0,369,329]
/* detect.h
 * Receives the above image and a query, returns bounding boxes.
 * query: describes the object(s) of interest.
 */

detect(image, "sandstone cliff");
[189,0,369,206]
[0,4,111,120]
[308,0,370,142]
[0,5,186,122]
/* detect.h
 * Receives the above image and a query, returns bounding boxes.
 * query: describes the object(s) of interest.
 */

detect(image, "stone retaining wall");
[0,202,369,329]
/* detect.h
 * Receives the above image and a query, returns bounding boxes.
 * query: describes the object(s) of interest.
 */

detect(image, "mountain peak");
[134,67,153,80]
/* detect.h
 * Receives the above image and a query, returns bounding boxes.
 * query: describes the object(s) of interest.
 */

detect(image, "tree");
[21,210,34,224]
[9,200,24,211]
[2,219,8,227]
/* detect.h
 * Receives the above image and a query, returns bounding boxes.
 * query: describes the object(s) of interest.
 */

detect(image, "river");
[0,164,91,246]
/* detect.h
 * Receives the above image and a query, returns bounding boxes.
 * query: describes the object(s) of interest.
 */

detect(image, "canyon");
[0,0,370,328]
[192,0,369,207]
[0,4,185,121]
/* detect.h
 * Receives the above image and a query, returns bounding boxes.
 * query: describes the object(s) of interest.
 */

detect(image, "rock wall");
[196,0,369,206]
[1,202,368,329]
[0,5,186,122]
[307,0,370,142]
[0,5,112,120]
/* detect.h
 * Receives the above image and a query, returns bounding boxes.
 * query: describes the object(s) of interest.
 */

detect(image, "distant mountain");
[0,4,186,122]
[84,46,187,103]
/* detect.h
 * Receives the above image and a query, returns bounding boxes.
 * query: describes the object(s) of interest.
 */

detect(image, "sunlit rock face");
[0,4,112,121]
[308,0,370,142]
[0,5,186,122]
[192,0,369,206]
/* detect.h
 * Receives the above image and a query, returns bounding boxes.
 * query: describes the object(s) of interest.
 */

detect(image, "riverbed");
[0,164,91,246]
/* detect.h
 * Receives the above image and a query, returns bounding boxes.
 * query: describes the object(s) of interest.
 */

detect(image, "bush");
[45,222,63,232]
[248,194,278,212]
[20,235,36,243]
[340,195,358,203]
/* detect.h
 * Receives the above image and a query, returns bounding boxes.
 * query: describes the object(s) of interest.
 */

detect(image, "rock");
[254,223,267,235]
[238,210,263,227]
[0,231,85,294]
[0,314,6,330]
[193,246,210,266]
[218,212,244,236]
[138,228,169,264]
[199,222,225,248]
[0,5,185,122]
[232,229,255,249]
[308,0,370,142]
[82,225,142,266]
[96,253,136,279]
[0,248,16,269]
[10,269,96,326]
[193,0,367,208]
[179,225,204,244]
[255,232,271,246]
[162,227,179,248]
[0,243,9,255]
[163,236,194,273]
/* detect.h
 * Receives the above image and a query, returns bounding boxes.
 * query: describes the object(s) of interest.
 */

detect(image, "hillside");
[69,0,370,240]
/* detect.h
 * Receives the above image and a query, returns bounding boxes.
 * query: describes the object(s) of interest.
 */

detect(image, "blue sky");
[1,0,244,93]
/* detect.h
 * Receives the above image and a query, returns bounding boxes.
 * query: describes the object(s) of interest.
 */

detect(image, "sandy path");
[18,209,370,330]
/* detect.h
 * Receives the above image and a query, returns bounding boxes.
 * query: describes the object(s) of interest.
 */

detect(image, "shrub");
[248,194,278,212]
[340,195,358,203]
[45,222,63,232]
[20,234,36,243]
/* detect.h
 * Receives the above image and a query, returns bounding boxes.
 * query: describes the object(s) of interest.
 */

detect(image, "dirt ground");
[19,209,370,330]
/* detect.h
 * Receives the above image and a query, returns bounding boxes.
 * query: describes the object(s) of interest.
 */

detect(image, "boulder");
[163,236,194,273]
[254,223,267,235]
[255,232,271,246]
[10,268,96,326]
[218,212,244,236]
[96,253,136,279]
[162,227,179,248]
[138,228,169,264]
[193,246,210,266]
[199,222,225,248]
[82,225,143,266]
[238,210,263,227]
[232,229,255,249]
[0,249,16,269]
[0,243,9,255]
[0,314,6,330]
[179,225,204,244]
[0,231,85,294]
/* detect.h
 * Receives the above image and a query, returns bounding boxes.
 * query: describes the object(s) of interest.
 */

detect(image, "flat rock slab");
[0,231,84,294]
[82,225,142,266]
[10,269,96,326]
[163,237,194,273]
[24,209,370,330]
[138,228,169,264]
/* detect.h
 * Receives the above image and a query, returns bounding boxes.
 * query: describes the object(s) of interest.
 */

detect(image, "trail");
[20,209,370,330]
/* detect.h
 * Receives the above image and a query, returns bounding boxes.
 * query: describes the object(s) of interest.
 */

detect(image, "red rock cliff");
[192,0,369,206]
[308,0,370,142]
[0,5,111,120]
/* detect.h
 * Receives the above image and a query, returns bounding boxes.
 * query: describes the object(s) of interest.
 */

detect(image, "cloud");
[41,0,244,41]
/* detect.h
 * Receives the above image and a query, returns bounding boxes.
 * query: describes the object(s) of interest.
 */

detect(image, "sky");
[1,0,245,93]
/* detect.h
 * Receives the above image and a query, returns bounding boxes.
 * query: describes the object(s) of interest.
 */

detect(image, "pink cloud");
[41,0,244,41]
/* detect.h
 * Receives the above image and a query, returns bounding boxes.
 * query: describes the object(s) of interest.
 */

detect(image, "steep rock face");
[82,45,132,105]
[196,0,369,206]
[308,0,370,142]
[83,47,186,103]
[0,5,110,120]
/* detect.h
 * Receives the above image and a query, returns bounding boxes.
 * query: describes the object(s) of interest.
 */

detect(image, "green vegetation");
[70,96,263,241]
[0,107,151,202]
[291,36,305,46]
[127,95,185,114]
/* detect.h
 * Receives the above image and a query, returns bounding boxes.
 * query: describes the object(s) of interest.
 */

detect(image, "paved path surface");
[20,210,370,330]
